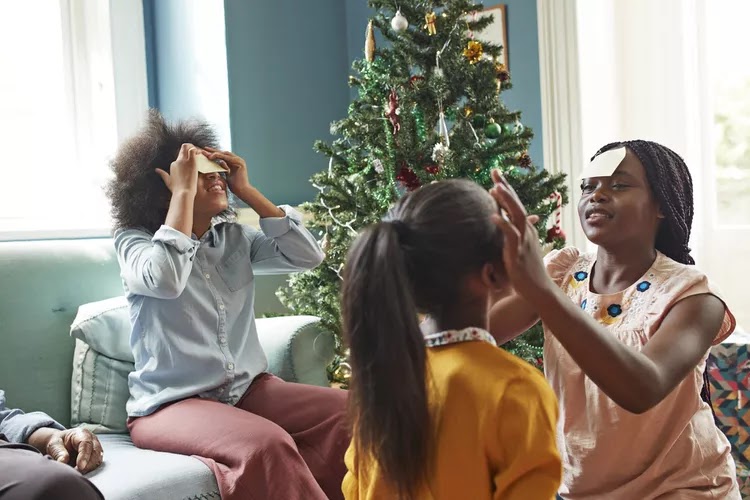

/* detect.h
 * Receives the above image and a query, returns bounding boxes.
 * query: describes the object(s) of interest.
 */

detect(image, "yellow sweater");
[342,341,561,499]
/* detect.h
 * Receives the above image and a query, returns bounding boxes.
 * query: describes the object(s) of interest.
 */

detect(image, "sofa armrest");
[256,316,335,387]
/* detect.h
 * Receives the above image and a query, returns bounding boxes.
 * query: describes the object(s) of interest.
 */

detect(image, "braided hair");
[593,140,715,408]
[593,140,695,265]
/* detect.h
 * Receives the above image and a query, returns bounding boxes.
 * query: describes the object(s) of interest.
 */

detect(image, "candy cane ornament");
[546,192,566,243]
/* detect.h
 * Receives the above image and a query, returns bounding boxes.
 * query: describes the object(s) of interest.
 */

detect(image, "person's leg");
[128,398,326,500]
[0,444,103,500]
[237,374,349,500]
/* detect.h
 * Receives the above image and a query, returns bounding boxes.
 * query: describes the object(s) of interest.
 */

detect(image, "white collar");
[423,327,497,348]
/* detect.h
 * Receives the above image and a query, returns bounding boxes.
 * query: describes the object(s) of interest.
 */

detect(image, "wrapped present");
[708,330,750,492]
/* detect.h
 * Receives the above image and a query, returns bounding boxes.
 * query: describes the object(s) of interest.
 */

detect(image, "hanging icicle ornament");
[434,51,444,78]
[437,111,450,147]
[433,48,450,147]
[546,192,566,243]
[432,142,449,166]
[424,11,437,35]
[391,9,408,32]
[365,20,376,62]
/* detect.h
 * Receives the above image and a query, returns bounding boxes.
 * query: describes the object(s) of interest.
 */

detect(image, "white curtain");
[537,0,586,249]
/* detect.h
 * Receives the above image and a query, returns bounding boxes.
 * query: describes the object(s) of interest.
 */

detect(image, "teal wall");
[145,0,544,202]
[223,0,350,205]
[496,0,544,165]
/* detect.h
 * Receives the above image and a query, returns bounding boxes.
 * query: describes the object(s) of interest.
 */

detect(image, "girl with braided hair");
[489,140,739,499]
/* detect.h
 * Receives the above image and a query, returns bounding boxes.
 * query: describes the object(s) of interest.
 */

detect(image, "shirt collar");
[423,327,497,348]
[193,224,220,247]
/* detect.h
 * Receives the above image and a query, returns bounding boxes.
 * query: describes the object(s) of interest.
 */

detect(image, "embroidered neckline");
[424,327,497,348]
[579,251,662,297]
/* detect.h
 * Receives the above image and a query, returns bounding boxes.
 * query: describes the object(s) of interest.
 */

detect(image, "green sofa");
[0,238,335,499]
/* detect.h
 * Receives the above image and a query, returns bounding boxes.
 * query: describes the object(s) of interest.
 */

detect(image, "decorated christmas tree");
[278,0,567,385]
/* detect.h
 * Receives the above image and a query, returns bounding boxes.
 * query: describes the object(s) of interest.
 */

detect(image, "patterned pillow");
[69,297,133,433]
[70,339,132,433]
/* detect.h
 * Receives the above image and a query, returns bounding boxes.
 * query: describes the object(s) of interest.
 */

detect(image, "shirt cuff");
[152,225,200,254]
[1,410,65,444]
[259,205,302,238]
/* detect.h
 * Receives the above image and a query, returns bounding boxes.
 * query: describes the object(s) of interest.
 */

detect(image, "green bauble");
[501,120,524,137]
[502,122,516,137]
[485,121,502,139]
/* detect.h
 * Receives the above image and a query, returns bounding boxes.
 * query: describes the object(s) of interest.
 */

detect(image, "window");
[0,0,147,240]
[708,1,750,227]
[573,0,750,329]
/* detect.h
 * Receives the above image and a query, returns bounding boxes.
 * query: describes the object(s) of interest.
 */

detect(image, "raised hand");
[489,170,553,301]
[155,143,200,195]
[203,146,252,196]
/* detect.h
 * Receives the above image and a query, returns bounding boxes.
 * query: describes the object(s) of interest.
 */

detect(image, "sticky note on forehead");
[580,147,626,179]
[195,154,228,174]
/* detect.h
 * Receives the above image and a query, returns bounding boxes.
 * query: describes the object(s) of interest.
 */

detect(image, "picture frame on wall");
[467,4,509,68]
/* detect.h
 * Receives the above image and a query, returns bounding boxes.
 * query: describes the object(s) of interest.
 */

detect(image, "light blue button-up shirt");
[0,390,64,443]
[114,206,324,417]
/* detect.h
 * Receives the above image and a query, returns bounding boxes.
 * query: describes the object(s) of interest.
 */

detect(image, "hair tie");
[388,219,412,242]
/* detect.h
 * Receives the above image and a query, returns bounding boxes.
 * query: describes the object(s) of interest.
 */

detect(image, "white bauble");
[391,10,408,32]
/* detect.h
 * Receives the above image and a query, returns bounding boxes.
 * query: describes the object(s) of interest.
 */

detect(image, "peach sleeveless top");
[544,248,739,499]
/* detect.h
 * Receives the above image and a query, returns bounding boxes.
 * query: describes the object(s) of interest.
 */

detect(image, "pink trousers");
[128,374,349,500]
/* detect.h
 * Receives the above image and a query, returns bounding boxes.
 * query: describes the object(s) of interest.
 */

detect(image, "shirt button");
[218,304,225,310]
[219,336,227,345]
[205,273,211,279]
[227,362,234,370]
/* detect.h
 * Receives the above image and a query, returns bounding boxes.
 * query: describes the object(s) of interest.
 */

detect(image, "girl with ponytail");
[341,179,561,499]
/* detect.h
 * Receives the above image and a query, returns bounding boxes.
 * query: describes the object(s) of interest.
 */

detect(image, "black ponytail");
[342,179,504,497]
[342,222,430,498]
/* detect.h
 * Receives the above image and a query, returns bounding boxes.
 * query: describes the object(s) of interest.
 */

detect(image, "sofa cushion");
[70,296,133,362]
[69,297,335,431]
[70,339,132,433]
[87,434,219,500]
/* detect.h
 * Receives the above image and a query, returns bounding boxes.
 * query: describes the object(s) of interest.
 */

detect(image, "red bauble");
[396,165,421,191]
[425,164,440,174]
[546,226,566,243]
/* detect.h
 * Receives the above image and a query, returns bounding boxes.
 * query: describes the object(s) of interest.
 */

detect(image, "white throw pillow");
[70,296,133,362]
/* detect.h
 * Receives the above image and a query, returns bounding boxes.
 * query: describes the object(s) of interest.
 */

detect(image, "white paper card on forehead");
[195,154,228,174]
[580,147,626,179]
